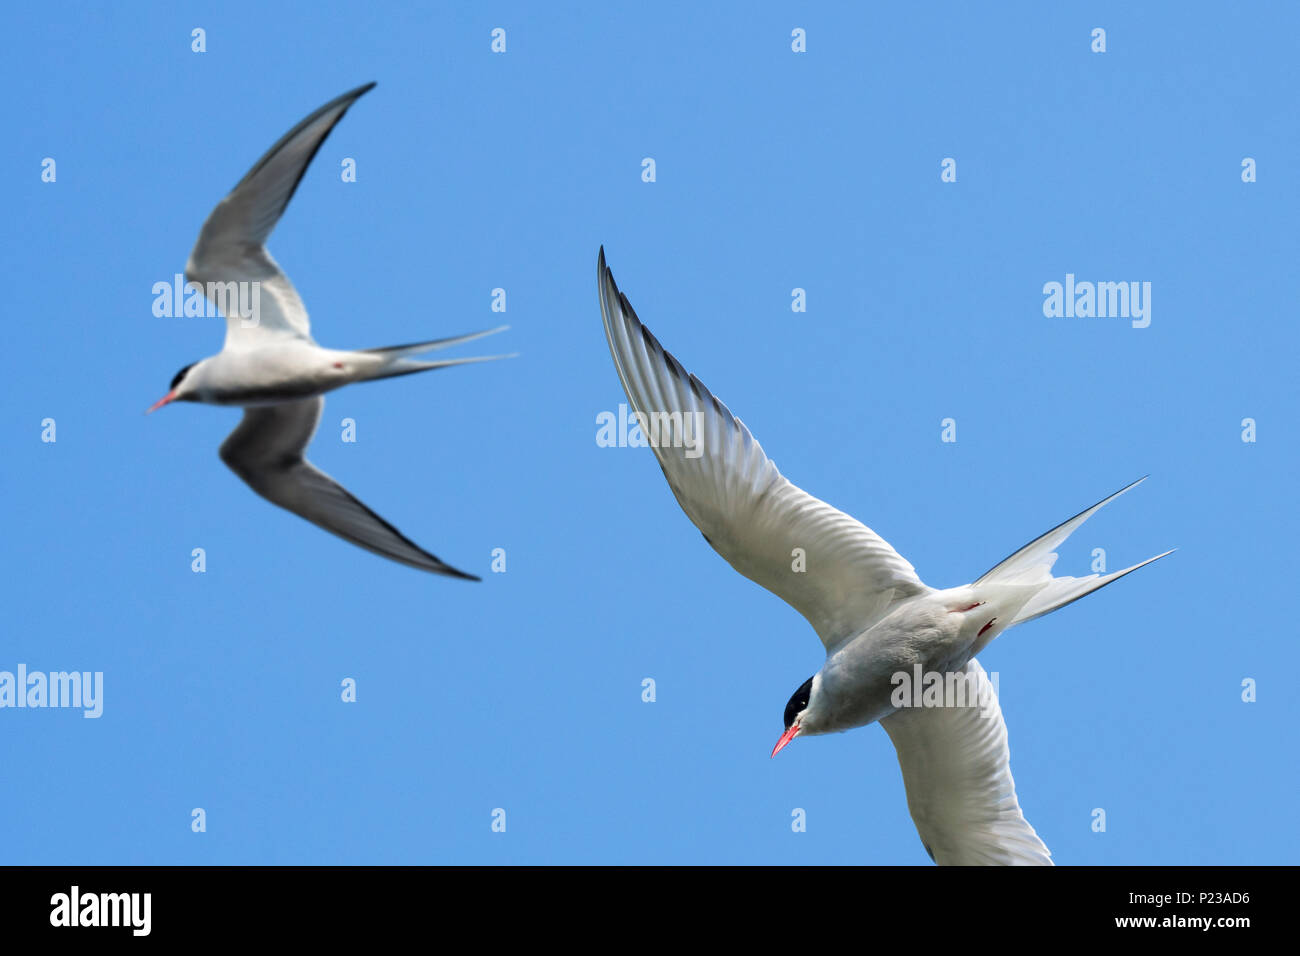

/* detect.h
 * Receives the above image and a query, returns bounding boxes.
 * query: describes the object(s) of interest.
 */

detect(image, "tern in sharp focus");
[149,83,512,579]
[597,248,1172,865]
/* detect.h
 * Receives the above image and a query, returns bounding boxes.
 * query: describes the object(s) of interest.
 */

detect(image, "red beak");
[771,724,800,758]
[146,390,176,414]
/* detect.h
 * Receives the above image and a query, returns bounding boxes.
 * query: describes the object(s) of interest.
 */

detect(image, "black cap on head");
[170,363,195,391]
[783,675,814,729]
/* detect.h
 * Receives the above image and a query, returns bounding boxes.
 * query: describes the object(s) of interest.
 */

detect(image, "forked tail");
[976,477,1174,627]
[360,325,516,382]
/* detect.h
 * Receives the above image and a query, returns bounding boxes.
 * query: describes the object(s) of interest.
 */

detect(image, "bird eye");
[170,363,195,391]
[783,675,815,728]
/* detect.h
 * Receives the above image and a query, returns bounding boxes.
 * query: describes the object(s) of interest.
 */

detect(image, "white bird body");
[808,587,1015,734]
[175,337,507,408]
[151,83,512,578]
[177,343,358,406]
[596,248,1172,865]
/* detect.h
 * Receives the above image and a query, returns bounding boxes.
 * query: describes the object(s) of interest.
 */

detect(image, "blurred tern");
[597,248,1172,864]
[150,83,512,579]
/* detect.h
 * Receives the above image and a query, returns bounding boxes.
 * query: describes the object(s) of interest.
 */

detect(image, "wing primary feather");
[227,82,376,218]
[596,249,927,649]
[880,659,1052,866]
[186,83,378,349]
[219,398,479,580]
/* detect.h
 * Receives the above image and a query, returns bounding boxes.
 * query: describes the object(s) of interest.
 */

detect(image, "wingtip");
[598,247,618,286]
[430,562,480,582]
[326,81,378,114]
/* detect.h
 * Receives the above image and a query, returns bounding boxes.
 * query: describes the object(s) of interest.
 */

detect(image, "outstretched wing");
[880,658,1052,866]
[598,249,926,650]
[185,83,376,350]
[219,397,477,579]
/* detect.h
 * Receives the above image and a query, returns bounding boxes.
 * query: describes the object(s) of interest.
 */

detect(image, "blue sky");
[1,2,1295,864]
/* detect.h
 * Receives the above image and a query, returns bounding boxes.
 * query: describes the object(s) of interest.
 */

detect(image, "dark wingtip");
[436,564,481,582]
[228,81,380,207]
